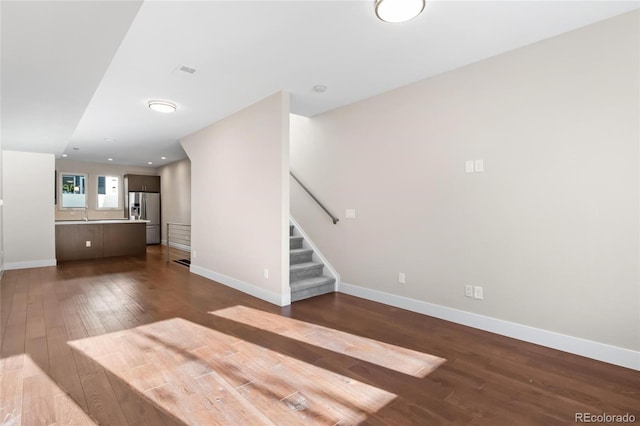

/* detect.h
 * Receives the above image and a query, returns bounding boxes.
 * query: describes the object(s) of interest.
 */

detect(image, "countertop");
[55,219,150,225]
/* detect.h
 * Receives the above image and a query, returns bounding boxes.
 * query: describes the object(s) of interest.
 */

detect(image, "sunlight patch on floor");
[0,354,95,426]
[69,317,398,425]
[209,305,446,378]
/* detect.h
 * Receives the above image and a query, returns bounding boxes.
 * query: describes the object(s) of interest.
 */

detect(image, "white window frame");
[96,174,122,210]
[59,172,88,210]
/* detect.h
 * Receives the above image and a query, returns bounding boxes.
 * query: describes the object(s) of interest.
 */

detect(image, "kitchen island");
[55,219,149,261]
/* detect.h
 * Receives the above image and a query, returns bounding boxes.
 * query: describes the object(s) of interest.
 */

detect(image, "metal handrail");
[290,171,339,225]
[166,222,191,264]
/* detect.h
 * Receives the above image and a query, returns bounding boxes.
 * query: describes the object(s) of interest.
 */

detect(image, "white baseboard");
[340,282,640,371]
[4,259,57,271]
[190,264,288,307]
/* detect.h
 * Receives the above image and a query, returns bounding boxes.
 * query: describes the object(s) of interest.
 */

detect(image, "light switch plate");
[465,285,473,297]
[474,159,484,172]
[398,272,406,284]
[346,209,356,219]
[474,286,484,300]
[465,160,474,173]
[85,241,91,248]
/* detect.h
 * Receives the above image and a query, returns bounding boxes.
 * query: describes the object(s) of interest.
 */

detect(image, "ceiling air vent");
[179,65,196,74]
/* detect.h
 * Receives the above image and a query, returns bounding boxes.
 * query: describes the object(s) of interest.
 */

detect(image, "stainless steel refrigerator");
[128,192,161,244]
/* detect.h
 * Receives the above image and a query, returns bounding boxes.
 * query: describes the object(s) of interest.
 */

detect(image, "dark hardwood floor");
[1,246,638,425]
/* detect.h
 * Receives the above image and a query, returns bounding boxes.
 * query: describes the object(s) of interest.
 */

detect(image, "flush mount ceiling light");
[148,100,177,113]
[313,84,327,93]
[375,0,425,23]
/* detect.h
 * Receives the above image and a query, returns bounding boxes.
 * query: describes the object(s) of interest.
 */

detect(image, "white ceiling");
[2,1,638,167]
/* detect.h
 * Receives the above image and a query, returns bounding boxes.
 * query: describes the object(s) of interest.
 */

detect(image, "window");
[60,173,87,208]
[97,175,120,209]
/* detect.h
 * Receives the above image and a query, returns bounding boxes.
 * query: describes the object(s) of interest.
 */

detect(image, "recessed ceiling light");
[148,162,153,165]
[161,157,166,160]
[73,147,80,151]
[313,84,327,93]
[148,100,177,113]
[104,137,115,142]
[108,158,113,161]
[62,154,68,157]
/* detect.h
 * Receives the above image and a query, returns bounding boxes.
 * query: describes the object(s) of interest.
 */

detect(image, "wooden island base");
[55,221,146,261]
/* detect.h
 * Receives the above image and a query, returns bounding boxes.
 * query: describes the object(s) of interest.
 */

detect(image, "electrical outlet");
[465,285,473,297]
[85,241,91,248]
[346,209,356,219]
[398,272,406,284]
[264,268,269,279]
[192,250,197,258]
[474,286,484,300]
[465,160,474,173]
[474,159,484,172]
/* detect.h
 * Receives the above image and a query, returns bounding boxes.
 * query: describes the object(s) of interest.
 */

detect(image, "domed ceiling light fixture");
[313,84,327,93]
[375,0,425,23]
[148,100,177,113]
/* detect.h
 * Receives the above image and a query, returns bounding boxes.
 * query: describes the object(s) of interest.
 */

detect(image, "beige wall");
[0,146,4,275]
[55,159,157,220]
[291,11,639,351]
[158,158,191,242]
[2,151,56,269]
[182,92,290,305]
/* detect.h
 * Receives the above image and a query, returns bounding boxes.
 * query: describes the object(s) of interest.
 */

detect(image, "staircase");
[289,224,335,302]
